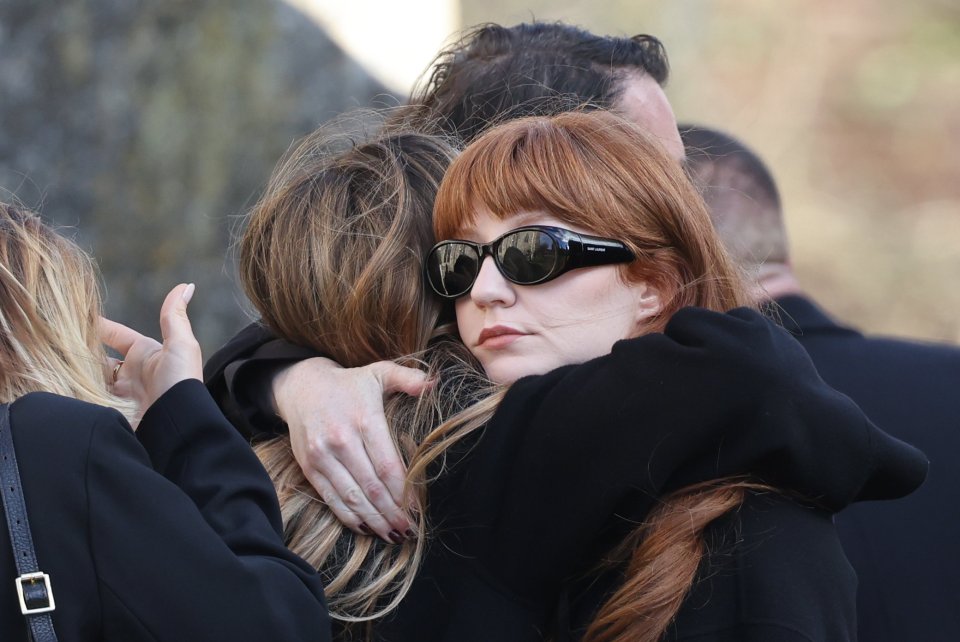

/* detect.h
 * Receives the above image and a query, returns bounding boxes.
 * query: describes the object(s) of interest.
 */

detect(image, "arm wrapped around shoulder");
[472,306,926,602]
[203,323,321,439]
[647,306,928,505]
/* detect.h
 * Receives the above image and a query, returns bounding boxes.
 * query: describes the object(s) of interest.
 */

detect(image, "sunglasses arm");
[568,235,635,269]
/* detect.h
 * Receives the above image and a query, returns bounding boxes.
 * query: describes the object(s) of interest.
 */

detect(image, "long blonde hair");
[240,121,498,629]
[432,110,759,642]
[0,201,133,416]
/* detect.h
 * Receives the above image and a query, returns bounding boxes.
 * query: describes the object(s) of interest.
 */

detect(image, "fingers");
[158,283,196,344]
[279,358,417,542]
[293,416,412,542]
[366,362,424,514]
[303,453,407,544]
[99,317,144,358]
[104,356,130,397]
[344,414,413,535]
[372,361,431,397]
[356,410,412,518]
[156,283,202,383]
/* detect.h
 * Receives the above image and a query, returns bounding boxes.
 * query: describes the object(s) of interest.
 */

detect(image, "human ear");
[632,282,663,331]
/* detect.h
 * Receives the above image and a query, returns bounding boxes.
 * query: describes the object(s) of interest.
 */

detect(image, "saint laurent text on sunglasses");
[425,225,635,299]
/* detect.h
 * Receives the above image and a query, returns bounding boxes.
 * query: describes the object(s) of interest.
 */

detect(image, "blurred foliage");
[462,0,960,342]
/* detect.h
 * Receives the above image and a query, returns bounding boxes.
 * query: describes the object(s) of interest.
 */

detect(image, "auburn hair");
[433,110,758,641]
[434,109,752,331]
[243,109,763,640]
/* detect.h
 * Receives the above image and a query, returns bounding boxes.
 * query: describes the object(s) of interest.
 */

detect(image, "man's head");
[680,124,790,272]
[405,22,684,160]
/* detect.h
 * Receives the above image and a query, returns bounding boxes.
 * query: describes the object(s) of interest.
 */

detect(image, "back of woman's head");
[240,125,458,366]
[433,110,752,330]
[0,201,119,409]
[240,124,494,626]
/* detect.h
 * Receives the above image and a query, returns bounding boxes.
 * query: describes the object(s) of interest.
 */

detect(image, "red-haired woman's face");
[454,209,662,385]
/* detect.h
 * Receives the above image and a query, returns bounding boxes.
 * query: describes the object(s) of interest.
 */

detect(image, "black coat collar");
[769,294,862,339]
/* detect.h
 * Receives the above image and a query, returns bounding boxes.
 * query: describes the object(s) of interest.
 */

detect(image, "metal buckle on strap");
[15,572,55,614]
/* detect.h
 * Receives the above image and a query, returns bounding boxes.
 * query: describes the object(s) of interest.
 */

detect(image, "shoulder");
[672,491,856,642]
[804,322,960,365]
[12,390,114,417]
[10,392,131,446]
[505,306,811,403]
[786,304,960,429]
[779,295,960,371]
[202,321,276,382]
[855,333,960,370]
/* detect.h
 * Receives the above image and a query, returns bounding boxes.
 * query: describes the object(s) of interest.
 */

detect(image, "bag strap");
[0,403,59,642]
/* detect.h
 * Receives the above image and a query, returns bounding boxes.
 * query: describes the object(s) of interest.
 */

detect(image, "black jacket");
[206,307,927,641]
[204,321,296,439]
[370,307,925,641]
[0,380,331,642]
[776,294,960,642]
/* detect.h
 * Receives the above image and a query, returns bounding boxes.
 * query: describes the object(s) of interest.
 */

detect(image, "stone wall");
[0,0,389,352]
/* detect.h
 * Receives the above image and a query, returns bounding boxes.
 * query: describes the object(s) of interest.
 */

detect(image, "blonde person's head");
[241,125,455,365]
[0,201,132,417]
[240,122,495,628]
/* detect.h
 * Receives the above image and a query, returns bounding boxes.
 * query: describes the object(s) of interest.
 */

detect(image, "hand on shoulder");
[273,356,428,542]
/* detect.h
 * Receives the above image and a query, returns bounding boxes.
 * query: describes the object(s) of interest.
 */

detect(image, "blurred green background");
[1,0,956,354]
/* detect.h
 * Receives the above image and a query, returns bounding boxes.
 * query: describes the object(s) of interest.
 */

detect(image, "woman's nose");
[469,255,516,307]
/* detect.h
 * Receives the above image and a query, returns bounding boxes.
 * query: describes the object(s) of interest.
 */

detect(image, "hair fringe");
[245,110,768,638]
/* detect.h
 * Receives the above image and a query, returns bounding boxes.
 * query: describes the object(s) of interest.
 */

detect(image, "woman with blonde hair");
[230,114,924,641]
[0,202,331,641]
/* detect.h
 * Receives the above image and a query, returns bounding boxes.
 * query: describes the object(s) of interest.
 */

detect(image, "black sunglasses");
[425,225,635,299]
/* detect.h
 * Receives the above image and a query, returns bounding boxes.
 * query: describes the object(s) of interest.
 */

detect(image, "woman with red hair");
[235,114,925,641]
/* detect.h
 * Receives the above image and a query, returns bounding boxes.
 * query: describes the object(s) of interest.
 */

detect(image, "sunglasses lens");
[427,243,480,297]
[496,229,559,284]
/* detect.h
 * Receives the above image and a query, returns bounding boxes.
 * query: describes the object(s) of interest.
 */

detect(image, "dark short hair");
[407,22,670,143]
[680,124,788,265]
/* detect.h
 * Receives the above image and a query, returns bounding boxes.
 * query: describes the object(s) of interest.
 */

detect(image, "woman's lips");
[477,326,527,349]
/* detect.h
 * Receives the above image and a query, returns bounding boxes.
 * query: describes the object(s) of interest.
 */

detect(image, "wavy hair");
[432,110,758,642]
[240,121,497,630]
[434,109,752,331]
[243,109,765,641]
[0,201,134,417]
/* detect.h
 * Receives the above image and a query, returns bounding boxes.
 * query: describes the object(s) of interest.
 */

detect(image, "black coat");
[206,307,927,641]
[0,380,332,642]
[371,307,925,641]
[204,322,297,439]
[776,294,960,642]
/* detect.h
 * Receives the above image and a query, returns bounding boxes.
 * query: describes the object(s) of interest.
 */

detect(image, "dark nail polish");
[388,529,405,544]
[404,529,416,539]
[359,523,373,535]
